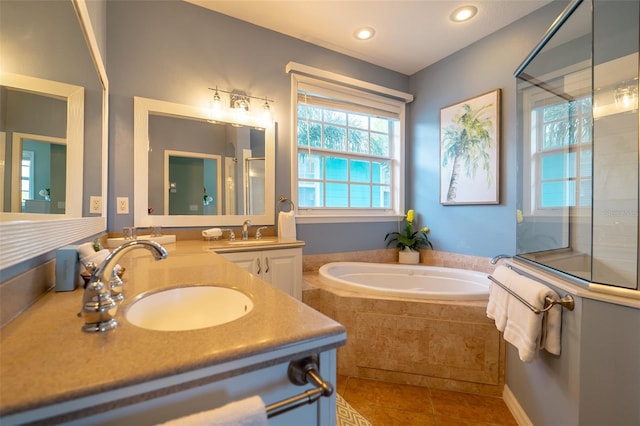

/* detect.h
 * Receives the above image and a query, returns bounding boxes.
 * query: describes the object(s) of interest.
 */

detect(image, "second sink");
[125,286,253,331]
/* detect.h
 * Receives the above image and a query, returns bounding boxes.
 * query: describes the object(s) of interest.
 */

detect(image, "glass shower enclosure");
[515,0,639,290]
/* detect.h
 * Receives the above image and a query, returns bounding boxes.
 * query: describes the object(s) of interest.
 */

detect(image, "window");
[531,96,592,210]
[289,67,409,222]
[20,150,35,208]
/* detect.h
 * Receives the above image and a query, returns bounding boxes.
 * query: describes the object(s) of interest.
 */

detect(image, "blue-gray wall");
[408,1,570,258]
[106,0,408,253]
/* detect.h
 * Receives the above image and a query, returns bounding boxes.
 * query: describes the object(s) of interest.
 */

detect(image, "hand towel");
[158,396,268,426]
[486,265,513,332]
[77,242,97,259]
[502,273,561,362]
[278,210,296,240]
[202,227,223,239]
[540,303,562,355]
[80,249,110,269]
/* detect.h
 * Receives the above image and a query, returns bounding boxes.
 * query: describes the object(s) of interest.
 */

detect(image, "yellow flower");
[422,227,430,233]
[516,209,524,224]
[406,209,414,223]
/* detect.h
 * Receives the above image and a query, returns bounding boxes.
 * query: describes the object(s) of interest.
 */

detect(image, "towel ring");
[279,195,295,212]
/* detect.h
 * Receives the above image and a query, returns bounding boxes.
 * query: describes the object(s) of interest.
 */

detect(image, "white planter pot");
[398,247,420,264]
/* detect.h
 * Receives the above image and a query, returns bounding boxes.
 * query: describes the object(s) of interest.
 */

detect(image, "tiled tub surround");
[303,249,505,397]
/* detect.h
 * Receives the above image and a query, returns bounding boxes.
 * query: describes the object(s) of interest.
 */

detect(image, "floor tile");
[428,389,517,425]
[342,377,432,414]
[354,403,437,426]
[339,376,517,426]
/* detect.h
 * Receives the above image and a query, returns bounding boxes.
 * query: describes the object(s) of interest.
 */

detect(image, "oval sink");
[225,239,278,246]
[126,286,253,331]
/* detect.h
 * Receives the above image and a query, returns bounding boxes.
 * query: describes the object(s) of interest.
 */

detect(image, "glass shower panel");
[591,0,639,288]
[246,157,265,215]
[516,0,593,281]
[515,0,639,290]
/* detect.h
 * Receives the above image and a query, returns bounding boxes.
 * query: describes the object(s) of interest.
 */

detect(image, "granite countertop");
[0,240,345,417]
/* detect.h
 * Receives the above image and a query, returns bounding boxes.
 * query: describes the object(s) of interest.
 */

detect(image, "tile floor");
[337,376,518,426]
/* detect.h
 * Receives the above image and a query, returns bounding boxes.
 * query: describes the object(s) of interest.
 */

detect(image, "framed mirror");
[0,0,107,270]
[133,96,275,227]
[1,73,84,217]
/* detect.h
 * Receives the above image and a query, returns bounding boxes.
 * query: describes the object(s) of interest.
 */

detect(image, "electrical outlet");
[89,196,102,214]
[117,197,129,214]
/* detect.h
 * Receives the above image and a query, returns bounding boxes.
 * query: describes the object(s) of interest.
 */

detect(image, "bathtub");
[307,261,503,396]
[318,262,489,300]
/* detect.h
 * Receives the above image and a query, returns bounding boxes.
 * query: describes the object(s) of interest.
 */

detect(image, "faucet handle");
[222,228,236,241]
[109,268,125,302]
[81,279,118,333]
[255,226,268,240]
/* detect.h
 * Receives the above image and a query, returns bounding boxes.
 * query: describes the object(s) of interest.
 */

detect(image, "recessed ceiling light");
[450,5,478,23]
[354,27,375,40]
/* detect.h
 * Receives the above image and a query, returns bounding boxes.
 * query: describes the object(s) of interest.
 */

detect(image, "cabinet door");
[220,251,258,275]
[263,248,302,299]
[220,248,302,299]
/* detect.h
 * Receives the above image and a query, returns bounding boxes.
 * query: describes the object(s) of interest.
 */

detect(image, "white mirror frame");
[133,96,275,228]
[1,72,84,218]
[0,0,107,270]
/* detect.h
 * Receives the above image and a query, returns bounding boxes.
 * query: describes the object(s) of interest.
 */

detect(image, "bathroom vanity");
[0,241,345,425]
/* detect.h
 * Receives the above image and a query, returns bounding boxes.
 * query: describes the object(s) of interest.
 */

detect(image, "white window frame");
[287,62,413,224]
[520,63,592,218]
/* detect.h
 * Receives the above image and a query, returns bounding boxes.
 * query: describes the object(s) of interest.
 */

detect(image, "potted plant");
[384,209,432,264]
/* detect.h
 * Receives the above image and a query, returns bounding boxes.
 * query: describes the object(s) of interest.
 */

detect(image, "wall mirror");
[134,97,275,228]
[0,0,107,270]
[1,73,84,217]
[515,0,639,290]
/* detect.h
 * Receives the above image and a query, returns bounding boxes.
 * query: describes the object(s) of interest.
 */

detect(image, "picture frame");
[439,89,501,205]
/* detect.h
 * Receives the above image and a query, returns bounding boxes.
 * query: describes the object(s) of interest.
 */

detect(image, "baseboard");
[503,384,533,426]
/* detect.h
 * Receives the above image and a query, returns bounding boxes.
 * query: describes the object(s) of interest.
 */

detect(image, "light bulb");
[450,5,477,22]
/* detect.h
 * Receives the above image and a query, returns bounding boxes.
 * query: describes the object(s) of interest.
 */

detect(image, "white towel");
[486,265,512,332]
[202,228,223,239]
[278,210,296,240]
[158,396,268,426]
[502,272,562,362]
[541,303,562,356]
[80,249,110,269]
[77,242,97,259]
[486,266,562,362]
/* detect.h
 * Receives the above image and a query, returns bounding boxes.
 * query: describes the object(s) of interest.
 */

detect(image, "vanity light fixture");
[614,80,638,110]
[354,26,375,40]
[208,86,275,124]
[450,5,478,23]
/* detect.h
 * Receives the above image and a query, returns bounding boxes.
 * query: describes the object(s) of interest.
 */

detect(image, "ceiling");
[185,0,553,75]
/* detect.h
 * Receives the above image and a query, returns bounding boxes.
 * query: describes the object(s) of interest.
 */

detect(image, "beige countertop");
[0,239,345,418]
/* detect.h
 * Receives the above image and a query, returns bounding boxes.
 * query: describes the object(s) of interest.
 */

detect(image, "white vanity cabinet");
[220,247,302,299]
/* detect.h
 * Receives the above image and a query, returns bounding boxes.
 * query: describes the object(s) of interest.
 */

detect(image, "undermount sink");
[125,286,253,331]
[225,239,278,246]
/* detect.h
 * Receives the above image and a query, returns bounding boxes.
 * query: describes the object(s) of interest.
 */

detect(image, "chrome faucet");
[242,219,252,240]
[81,240,168,333]
[255,226,268,240]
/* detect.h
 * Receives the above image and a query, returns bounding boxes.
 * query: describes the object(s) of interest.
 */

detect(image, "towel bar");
[266,356,334,418]
[278,195,295,212]
[490,254,513,264]
[488,271,575,314]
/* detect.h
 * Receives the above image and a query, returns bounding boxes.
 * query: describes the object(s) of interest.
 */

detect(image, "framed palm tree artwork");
[440,89,501,205]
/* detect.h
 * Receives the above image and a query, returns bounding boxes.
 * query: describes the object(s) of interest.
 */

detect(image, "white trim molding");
[503,384,533,426]
[286,61,414,103]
